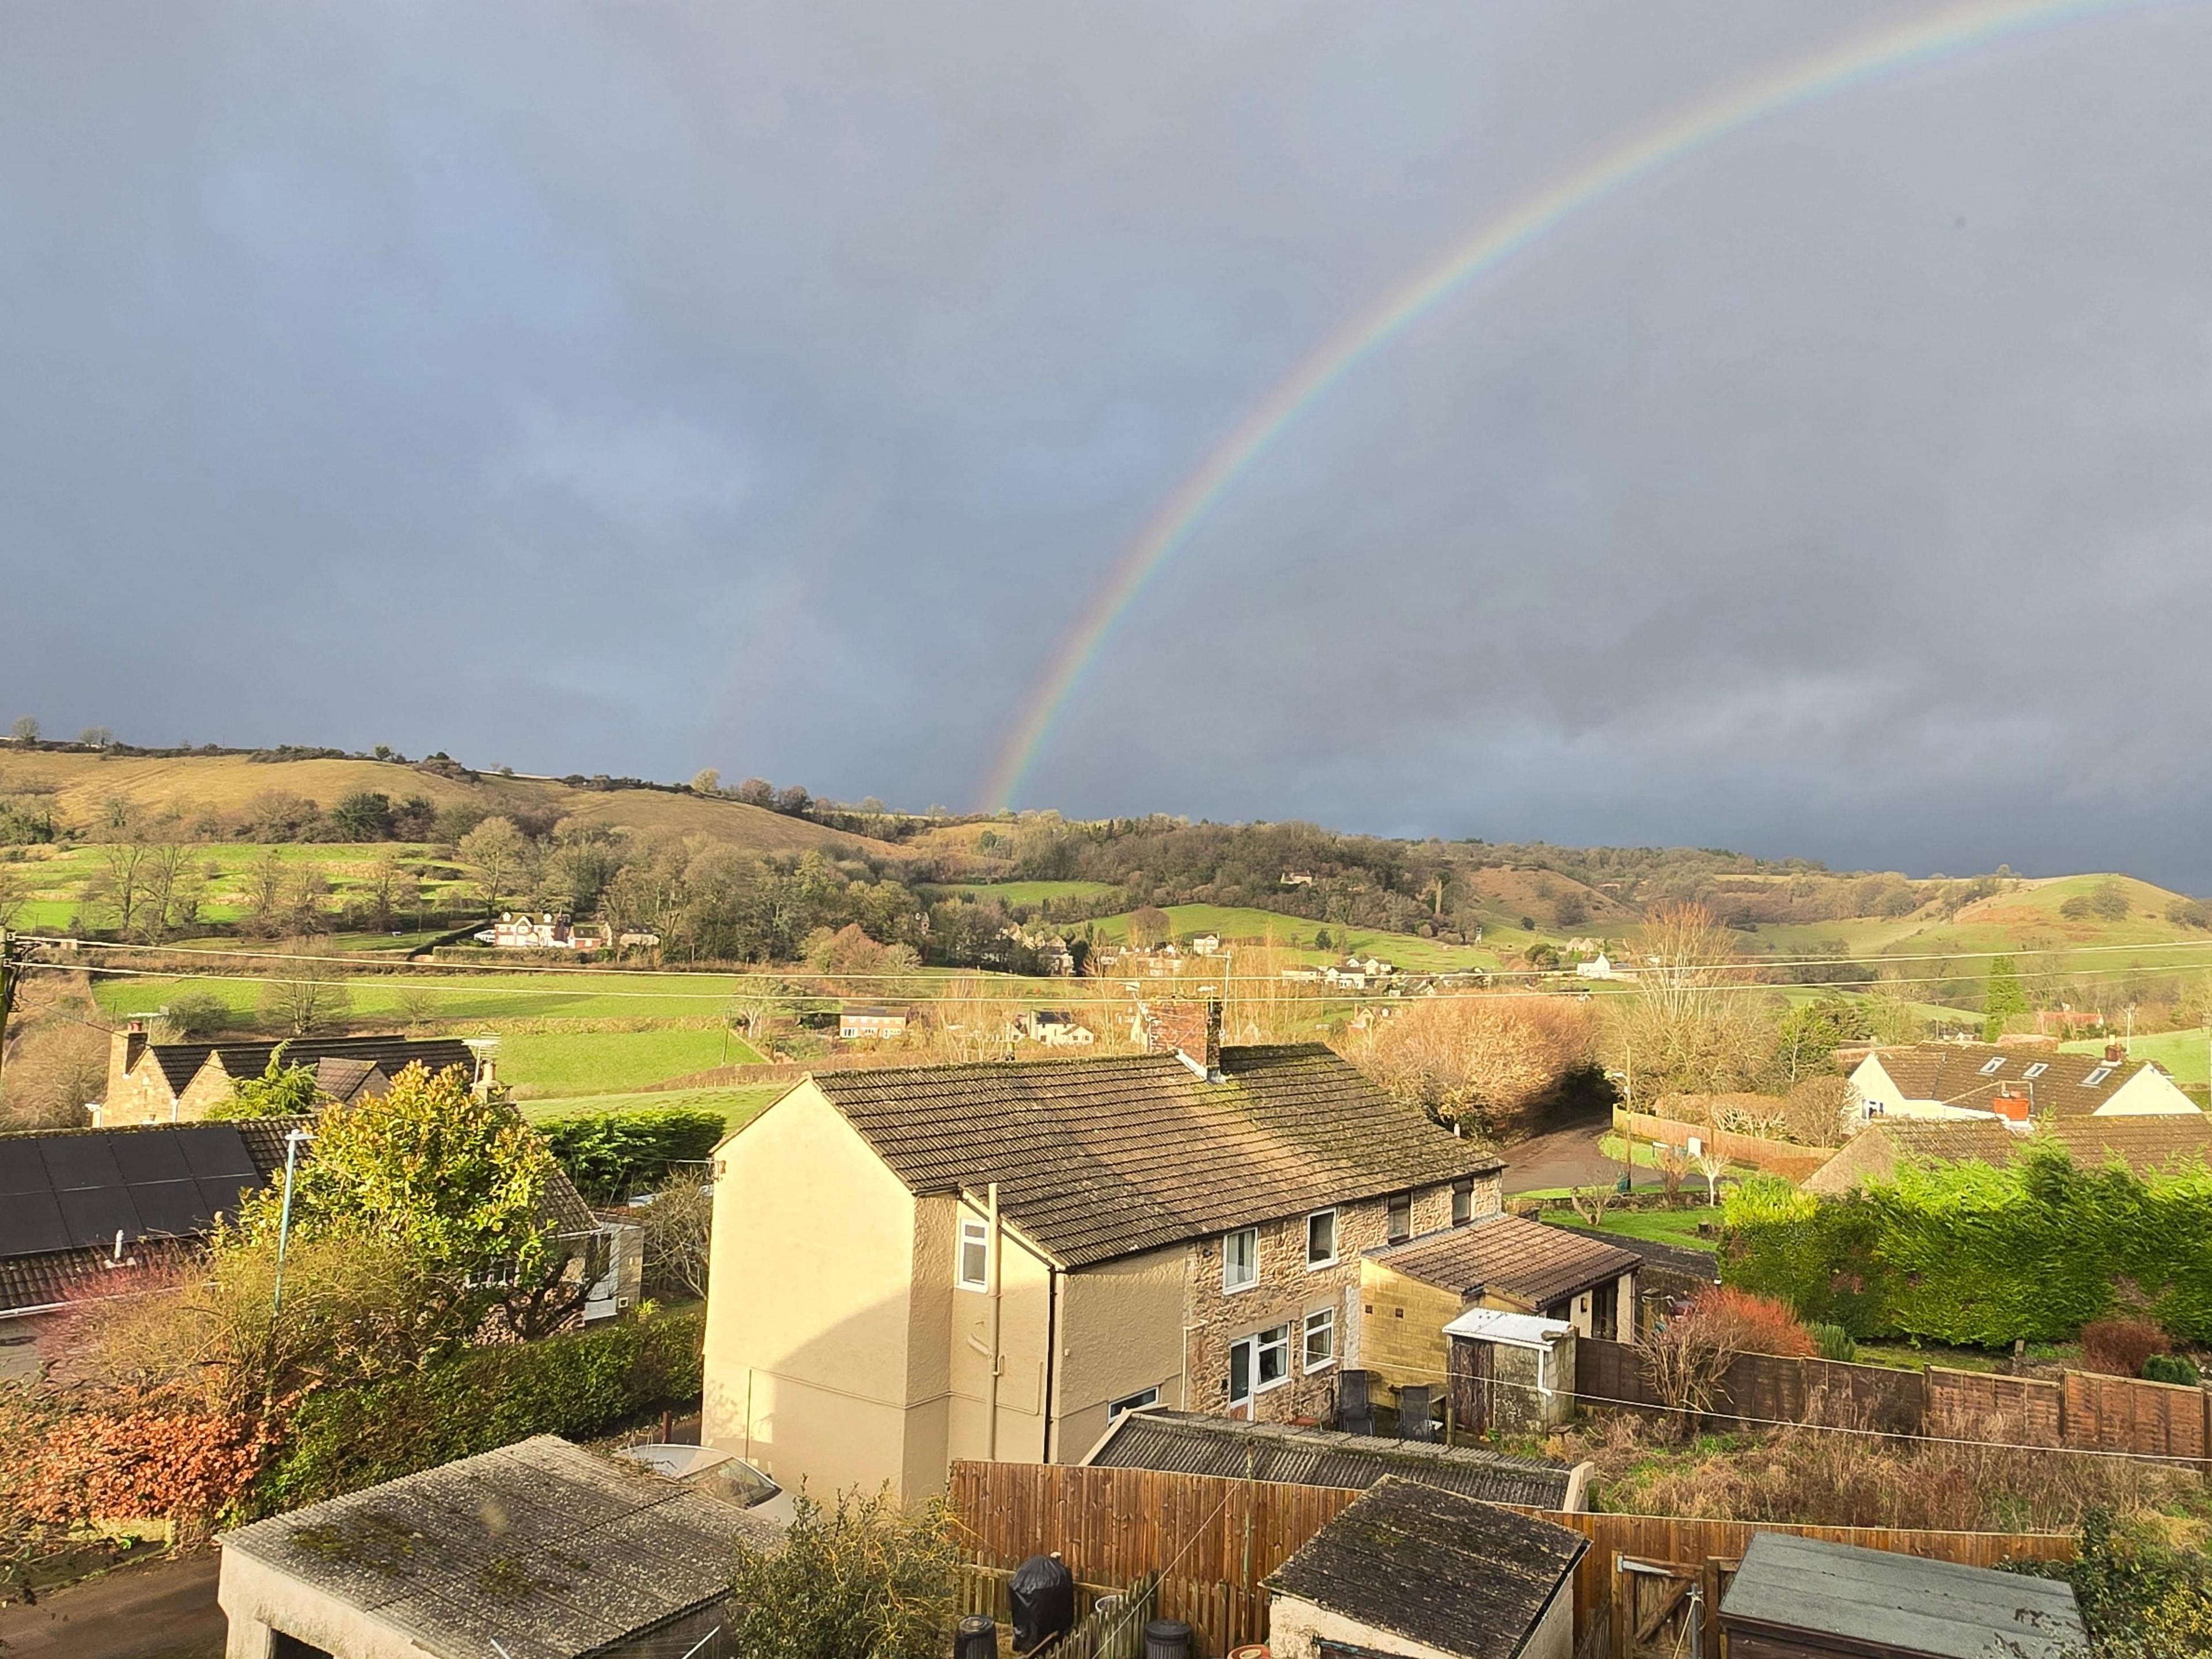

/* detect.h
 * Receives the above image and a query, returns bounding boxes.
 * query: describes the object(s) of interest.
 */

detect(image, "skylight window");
[1979,1058,2006,1075]
[2023,1063,2048,1079]
[2084,1066,2113,1086]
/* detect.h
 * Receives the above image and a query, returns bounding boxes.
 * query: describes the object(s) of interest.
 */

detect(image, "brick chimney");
[1146,997,1222,1080]
[1991,1088,2032,1127]
[2104,1040,2127,1063]
[105,1019,147,1109]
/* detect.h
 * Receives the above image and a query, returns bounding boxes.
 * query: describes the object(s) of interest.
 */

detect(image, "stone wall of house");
[1183,1183,1461,1426]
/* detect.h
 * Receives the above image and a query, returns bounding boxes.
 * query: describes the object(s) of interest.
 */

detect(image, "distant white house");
[479,913,609,952]
[1849,1041,2200,1121]
[839,1006,911,1041]
[1021,1010,1096,1047]
[1574,953,1615,980]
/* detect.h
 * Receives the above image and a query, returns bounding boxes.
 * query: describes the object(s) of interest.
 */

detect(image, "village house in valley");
[100,1028,481,1125]
[700,1001,1503,1499]
[1848,1040,2199,1122]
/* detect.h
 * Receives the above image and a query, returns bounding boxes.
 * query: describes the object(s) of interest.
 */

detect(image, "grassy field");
[520,1083,786,1135]
[1079,903,1517,972]
[2062,1025,2212,1086]
[3,840,472,929]
[86,968,754,1024]
[922,880,1120,906]
[497,1028,764,1097]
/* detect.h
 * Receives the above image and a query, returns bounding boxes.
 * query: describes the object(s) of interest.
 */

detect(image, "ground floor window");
[1304,1307,1335,1371]
[1108,1387,1160,1419]
[1229,1324,1294,1405]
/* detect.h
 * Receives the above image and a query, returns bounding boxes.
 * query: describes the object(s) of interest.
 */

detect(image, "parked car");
[611,1442,796,1527]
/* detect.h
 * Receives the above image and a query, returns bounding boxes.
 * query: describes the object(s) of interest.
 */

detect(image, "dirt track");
[0,1551,224,1659]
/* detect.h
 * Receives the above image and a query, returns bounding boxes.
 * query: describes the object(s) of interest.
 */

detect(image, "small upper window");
[2084,1066,2113,1086]
[1108,1387,1160,1420]
[1451,1181,1474,1227]
[1224,1227,1259,1292]
[958,1219,990,1290]
[1306,1210,1338,1268]
[1979,1058,2006,1076]
[1387,1193,1412,1244]
[2023,1063,2048,1079]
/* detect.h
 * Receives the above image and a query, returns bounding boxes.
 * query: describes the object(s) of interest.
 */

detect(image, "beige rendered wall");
[1356,1258,1461,1401]
[702,1082,925,1499]
[1267,1593,1491,1659]
[926,1194,1054,1486]
[2098,1068,2200,1115]
[1054,1243,1187,1459]
[219,1550,423,1659]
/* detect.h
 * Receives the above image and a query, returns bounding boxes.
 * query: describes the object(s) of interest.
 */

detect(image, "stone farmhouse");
[100,1028,480,1126]
[1848,1040,2199,1123]
[700,1001,1503,1499]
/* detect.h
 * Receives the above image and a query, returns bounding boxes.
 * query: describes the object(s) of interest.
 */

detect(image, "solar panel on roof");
[177,1124,256,1181]
[57,1187,141,1252]
[111,1132,194,1185]
[40,1138,124,1192]
[197,1176,258,1221]
[0,1192,70,1256]
[0,1140,55,1196]
[128,1181,210,1238]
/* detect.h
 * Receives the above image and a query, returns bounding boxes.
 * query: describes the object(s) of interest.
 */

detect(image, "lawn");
[497,1028,764,1098]
[6,840,473,927]
[922,880,1121,906]
[1541,1204,1723,1252]
[88,968,753,1024]
[521,1083,787,1135]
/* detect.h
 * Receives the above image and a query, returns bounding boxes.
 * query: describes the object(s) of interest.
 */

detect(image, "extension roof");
[135,1036,479,1101]
[219,1435,778,1659]
[1859,1042,2191,1119]
[1369,1214,1639,1310]
[1081,1410,1577,1510]
[1719,1532,2086,1659]
[797,1044,1504,1269]
[1263,1478,1586,1659]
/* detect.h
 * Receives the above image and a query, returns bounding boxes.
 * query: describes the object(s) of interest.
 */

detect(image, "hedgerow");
[535,1107,725,1202]
[262,1306,704,1512]
[1721,1149,2212,1346]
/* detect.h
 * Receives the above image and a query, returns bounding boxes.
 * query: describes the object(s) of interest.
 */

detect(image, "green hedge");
[263,1307,704,1512]
[535,1107,725,1202]
[1722,1150,2212,1346]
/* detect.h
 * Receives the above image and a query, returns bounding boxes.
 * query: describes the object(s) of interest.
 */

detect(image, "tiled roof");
[1862,1043,2193,1119]
[219,1435,777,1659]
[1263,1478,1586,1659]
[1811,1115,2212,1196]
[131,1036,478,1102]
[806,1044,1503,1268]
[1082,1410,1577,1510]
[1370,1215,1640,1309]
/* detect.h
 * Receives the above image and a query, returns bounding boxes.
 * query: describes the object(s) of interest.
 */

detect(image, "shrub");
[2080,1317,2171,1379]
[728,1486,960,1659]
[1690,1286,1818,1358]
[263,1307,703,1511]
[2009,1513,2212,1657]
[2143,1353,2201,1387]
[160,991,233,1040]
[535,1107,726,1203]
[1808,1322,1857,1363]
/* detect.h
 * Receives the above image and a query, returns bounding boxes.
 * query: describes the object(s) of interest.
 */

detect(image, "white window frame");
[2023,1062,2049,1079]
[1107,1387,1160,1420]
[1979,1057,2006,1076]
[1222,1227,1259,1293]
[1303,1307,1336,1372]
[957,1218,990,1291]
[1305,1209,1338,1269]
[1255,1323,1291,1392]
[2084,1066,2113,1086]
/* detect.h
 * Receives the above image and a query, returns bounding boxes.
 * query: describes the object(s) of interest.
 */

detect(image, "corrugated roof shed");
[1370,1214,1640,1309]
[807,1044,1503,1268]
[1263,1478,1586,1659]
[1721,1533,2086,1659]
[1081,1410,1578,1510]
[220,1435,777,1659]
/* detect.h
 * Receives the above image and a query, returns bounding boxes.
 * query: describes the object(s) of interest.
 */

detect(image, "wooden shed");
[1718,1532,2088,1659]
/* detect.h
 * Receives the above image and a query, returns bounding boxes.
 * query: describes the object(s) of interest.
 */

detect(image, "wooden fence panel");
[1925,1368,2063,1448]
[1612,1109,1831,1181]
[2062,1372,2210,1467]
[1577,1336,1664,1411]
[949,1463,2075,1659]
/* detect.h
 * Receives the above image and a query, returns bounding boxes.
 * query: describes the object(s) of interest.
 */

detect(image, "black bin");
[1010,1552,1075,1653]
[1145,1619,1194,1659]
[956,1615,999,1659]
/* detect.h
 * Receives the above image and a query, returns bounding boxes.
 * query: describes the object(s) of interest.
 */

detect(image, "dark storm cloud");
[3,2,2210,879]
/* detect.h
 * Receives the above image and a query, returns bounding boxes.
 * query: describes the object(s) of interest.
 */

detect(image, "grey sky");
[5,2,2211,882]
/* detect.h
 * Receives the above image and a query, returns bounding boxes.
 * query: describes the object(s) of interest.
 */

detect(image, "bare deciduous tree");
[257,940,354,1036]
[456,816,531,914]
[641,1174,713,1300]
[1349,993,1597,1137]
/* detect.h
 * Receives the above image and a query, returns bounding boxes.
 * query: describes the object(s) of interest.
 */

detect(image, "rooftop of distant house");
[219,1435,779,1659]
[781,1042,1503,1269]
[1263,1477,1587,1659]
[1080,1409,1583,1510]
[1857,1040,2192,1118]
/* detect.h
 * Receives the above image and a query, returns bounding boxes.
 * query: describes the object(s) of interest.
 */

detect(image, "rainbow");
[980,0,2171,810]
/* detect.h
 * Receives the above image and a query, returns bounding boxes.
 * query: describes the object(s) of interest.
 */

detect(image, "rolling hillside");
[0,749,909,861]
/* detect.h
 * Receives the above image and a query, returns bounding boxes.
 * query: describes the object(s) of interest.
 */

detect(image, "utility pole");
[0,928,17,1095]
